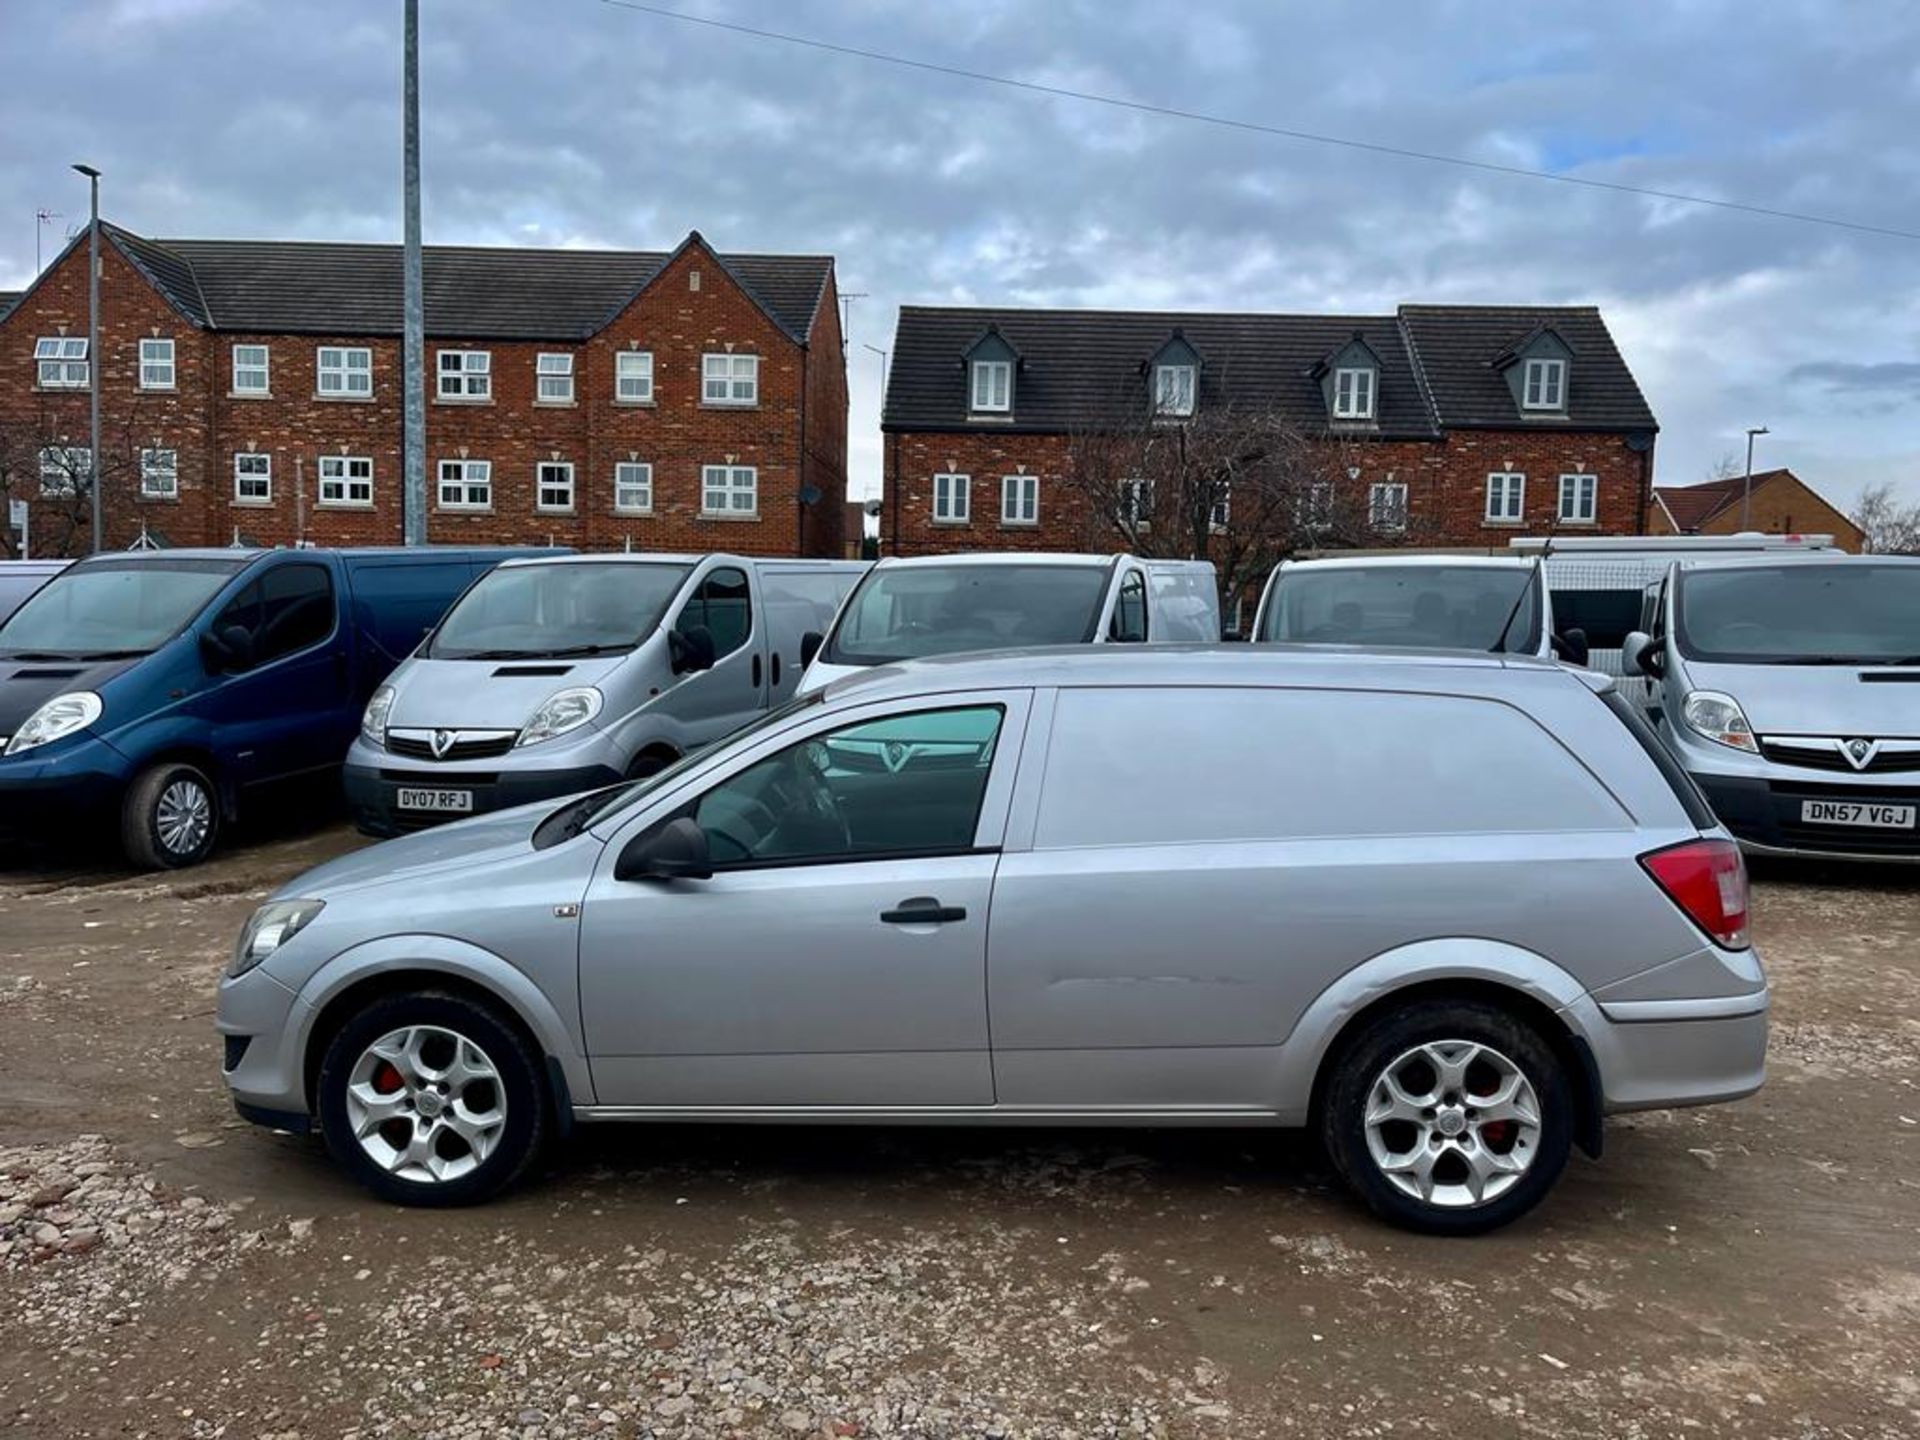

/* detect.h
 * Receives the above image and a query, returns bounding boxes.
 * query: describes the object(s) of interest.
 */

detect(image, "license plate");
[1799,799,1916,829]
[396,787,473,813]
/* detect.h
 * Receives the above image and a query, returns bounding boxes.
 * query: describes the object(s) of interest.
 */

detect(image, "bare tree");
[1850,481,1920,555]
[1705,450,1744,482]
[0,401,153,558]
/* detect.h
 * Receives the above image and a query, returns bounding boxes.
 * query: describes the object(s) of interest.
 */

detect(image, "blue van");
[0,547,555,868]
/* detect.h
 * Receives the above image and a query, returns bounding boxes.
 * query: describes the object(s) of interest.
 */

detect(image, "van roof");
[873,552,1122,570]
[1285,554,1538,571]
[1672,553,1919,573]
[493,553,865,570]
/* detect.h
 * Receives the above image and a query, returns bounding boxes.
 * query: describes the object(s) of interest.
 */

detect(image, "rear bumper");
[1575,988,1769,1113]
[0,735,131,845]
[1691,772,1920,862]
[344,759,621,837]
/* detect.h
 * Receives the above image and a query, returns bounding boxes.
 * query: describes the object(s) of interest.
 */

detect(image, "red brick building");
[0,223,847,558]
[1649,468,1863,551]
[878,303,1658,558]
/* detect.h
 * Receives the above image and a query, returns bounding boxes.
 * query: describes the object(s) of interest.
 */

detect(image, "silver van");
[344,553,866,835]
[796,553,1219,694]
[1623,554,1920,861]
[222,647,1766,1233]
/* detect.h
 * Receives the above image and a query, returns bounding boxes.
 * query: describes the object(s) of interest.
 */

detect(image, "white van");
[797,553,1220,694]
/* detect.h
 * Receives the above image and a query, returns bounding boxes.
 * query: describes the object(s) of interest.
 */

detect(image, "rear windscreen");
[1263,566,1541,653]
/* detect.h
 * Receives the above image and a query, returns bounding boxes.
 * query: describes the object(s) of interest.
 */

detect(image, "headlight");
[4,691,103,757]
[516,686,603,748]
[1681,690,1757,752]
[361,684,396,746]
[228,898,325,978]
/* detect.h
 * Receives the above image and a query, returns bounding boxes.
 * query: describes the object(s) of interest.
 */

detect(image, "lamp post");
[1741,425,1769,531]
[862,344,888,545]
[71,164,101,553]
[400,0,426,546]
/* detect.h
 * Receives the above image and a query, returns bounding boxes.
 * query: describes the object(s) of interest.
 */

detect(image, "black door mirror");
[668,624,717,676]
[799,630,824,668]
[200,624,256,674]
[614,815,713,882]
[1553,627,1591,668]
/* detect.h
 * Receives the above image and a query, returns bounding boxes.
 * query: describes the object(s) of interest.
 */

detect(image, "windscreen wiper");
[72,649,153,661]
[539,643,632,658]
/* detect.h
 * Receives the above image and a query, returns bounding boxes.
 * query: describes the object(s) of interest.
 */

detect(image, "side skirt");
[572,1105,1286,1127]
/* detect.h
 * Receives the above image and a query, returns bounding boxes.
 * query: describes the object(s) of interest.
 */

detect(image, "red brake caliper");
[372,1061,405,1095]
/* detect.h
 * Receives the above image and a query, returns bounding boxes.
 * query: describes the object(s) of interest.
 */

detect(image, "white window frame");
[38,446,90,497]
[1369,480,1408,533]
[1124,477,1155,530]
[970,359,1011,413]
[231,343,270,396]
[437,459,492,511]
[1558,472,1599,524]
[702,352,759,406]
[1153,364,1195,417]
[139,337,176,390]
[34,336,88,389]
[234,451,273,504]
[1000,474,1038,526]
[436,349,492,401]
[614,461,654,514]
[1333,366,1376,420]
[1485,471,1525,523]
[1209,483,1231,531]
[1522,356,1566,411]
[702,464,758,517]
[1296,481,1334,527]
[615,350,655,403]
[932,472,971,524]
[319,455,374,508]
[139,447,178,500]
[535,352,574,403]
[536,461,576,513]
[317,346,372,398]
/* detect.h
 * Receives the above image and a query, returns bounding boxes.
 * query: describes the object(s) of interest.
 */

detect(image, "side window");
[675,566,753,660]
[254,565,336,664]
[1643,578,1667,638]
[210,580,262,644]
[1109,570,1149,643]
[688,705,1004,867]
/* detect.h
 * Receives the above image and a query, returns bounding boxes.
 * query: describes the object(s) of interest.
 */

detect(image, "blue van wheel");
[122,762,220,870]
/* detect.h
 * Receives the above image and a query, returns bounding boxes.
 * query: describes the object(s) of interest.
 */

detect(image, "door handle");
[752,653,762,688]
[880,897,967,925]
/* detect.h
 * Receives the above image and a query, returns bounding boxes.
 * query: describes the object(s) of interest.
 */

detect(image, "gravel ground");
[1,823,1916,1439]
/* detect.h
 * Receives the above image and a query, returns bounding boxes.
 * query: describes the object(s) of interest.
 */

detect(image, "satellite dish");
[799,484,823,506]
[864,498,883,517]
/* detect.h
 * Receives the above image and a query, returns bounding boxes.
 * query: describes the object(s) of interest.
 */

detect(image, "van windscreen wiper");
[72,649,153,661]
[539,643,633,658]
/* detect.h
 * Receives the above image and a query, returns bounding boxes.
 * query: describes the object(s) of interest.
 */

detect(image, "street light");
[862,344,888,543]
[1741,425,1770,531]
[71,163,101,553]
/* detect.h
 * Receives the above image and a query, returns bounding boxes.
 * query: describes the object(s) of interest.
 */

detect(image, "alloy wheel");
[343,1025,508,1184]
[1362,1039,1542,1208]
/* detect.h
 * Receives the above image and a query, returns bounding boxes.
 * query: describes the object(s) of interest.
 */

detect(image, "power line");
[597,0,1920,245]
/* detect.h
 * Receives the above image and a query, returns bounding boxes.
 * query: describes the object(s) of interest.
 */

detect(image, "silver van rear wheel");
[1363,1040,1543,1208]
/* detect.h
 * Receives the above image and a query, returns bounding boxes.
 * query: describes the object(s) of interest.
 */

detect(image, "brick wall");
[1648,475,1863,551]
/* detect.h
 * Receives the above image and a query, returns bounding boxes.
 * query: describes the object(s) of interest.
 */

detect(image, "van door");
[649,562,766,747]
[1106,567,1150,643]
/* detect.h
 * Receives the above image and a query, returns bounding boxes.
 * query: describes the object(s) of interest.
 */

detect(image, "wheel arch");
[128,744,233,820]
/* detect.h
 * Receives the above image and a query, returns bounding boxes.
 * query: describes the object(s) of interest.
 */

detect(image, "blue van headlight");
[517,687,603,747]
[4,692,103,756]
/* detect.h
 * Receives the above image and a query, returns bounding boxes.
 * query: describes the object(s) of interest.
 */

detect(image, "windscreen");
[824,563,1109,665]
[429,562,691,659]
[0,558,245,657]
[1676,563,1920,665]
[1262,565,1541,652]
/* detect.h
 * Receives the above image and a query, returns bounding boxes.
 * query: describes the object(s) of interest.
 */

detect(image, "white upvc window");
[1153,364,1195,417]
[1209,483,1231,530]
[317,346,372,397]
[232,343,270,395]
[319,455,374,507]
[140,447,178,499]
[34,337,88,389]
[437,349,491,400]
[535,352,574,403]
[1522,356,1566,410]
[536,461,575,512]
[970,359,1011,413]
[38,446,90,496]
[139,337,175,390]
[1333,366,1376,420]
[234,451,273,504]
[614,461,653,514]
[1558,472,1599,523]
[702,352,759,405]
[1124,477,1155,529]
[1000,473,1038,526]
[1297,481,1334,526]
[1369,480,1408,532]
[932,472,971,524]
[437,459,491,510]
[1485,471,1525,522]
[615,350,654,403]
[702,464,758,516]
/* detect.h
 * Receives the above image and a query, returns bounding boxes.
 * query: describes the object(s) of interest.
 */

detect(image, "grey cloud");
[1788,360,1920,393]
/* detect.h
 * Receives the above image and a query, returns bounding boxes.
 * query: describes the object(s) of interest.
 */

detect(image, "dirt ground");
[1,819,1916,1440]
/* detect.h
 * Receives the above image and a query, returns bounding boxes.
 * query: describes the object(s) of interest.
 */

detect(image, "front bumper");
[343,758,622,837]
[217,965,311,1121]
[1691,772,1920,862]
[0,733,132,845]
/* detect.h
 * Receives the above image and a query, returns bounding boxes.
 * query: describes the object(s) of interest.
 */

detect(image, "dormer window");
[1333,366,1375,420]
[970,359,1011,413]
[1522,356,1566,410]
[1153,364,1195,417]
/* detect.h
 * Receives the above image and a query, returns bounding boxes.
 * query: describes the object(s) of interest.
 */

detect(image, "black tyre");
[316,990,548,1207]
[121,761,220,869]
[1319,999,1573,1236]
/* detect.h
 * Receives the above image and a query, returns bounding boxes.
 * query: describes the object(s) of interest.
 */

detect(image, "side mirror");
[799,630,824,668]
[614,815,713,883]
[668,625,717,676]
[1622,631,1663,678]
[1554,627,1591,668]
[200,624,255,674]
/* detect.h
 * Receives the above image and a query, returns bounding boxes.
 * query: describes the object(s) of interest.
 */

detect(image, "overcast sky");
[5,0,1919,510]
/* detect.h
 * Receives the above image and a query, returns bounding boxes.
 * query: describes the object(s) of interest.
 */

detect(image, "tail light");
[1639,839,1750,949]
